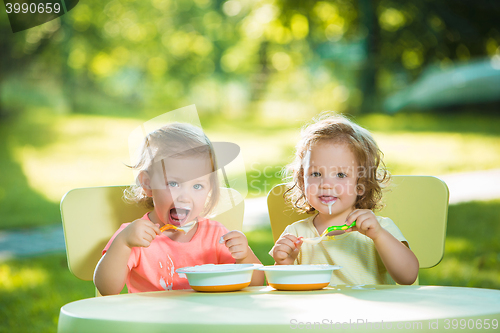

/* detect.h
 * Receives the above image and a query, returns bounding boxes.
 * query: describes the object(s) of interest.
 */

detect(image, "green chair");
[60,186,244,293]
[267,176,449,270]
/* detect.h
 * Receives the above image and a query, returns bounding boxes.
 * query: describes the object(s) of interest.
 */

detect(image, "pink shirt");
[103,214,235,293]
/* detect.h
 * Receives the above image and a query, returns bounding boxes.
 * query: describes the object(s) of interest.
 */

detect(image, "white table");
[58,285,500,332]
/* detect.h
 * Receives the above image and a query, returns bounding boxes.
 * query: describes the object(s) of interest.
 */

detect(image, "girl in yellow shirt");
[271,113,418,285]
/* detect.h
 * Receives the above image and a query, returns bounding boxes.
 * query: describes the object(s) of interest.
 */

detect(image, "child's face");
[145,156,213,226]
[303,141,360,218]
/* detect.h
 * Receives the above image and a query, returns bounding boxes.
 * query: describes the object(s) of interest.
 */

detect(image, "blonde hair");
[124,123,220,216]
[284,112,389,213]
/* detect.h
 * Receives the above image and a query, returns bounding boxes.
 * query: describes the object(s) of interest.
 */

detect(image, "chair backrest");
[61,186,244,281]
[267,176,449,269]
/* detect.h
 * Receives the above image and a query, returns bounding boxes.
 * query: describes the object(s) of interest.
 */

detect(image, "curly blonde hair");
[124,123,220,217]
[284,112,389,213]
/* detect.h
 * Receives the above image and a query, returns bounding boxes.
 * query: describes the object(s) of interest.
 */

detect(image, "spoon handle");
[325,220,356,233]
[300,221,357,245]
[160,224,181,232]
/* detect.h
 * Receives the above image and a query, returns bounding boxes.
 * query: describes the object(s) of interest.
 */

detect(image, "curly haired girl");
[271,113,418,285]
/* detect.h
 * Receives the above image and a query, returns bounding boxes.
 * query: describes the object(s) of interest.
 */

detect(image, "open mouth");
[319,195,337,204]
[169,208,191,225]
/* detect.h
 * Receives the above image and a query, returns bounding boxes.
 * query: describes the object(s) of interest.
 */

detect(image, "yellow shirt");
[274,215,407,286]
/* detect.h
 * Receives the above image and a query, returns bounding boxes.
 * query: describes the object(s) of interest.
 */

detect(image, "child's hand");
[345,209,382,240]
[220,231,251,261]
[220,230,265,285]
[272,233,303,265]
[117,219,161,249]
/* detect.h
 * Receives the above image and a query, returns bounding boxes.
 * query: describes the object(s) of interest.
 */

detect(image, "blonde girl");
[271,113,418,285]
[94,123,263,295]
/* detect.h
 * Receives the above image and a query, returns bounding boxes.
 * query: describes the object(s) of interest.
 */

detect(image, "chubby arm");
[93,239,131,295]
[220,231,265,286]
[346,210,419,285]
[93,219,161,295]
[372,229,419,285]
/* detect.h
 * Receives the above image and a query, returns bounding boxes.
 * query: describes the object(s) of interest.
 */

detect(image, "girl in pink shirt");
[94,123,264,295]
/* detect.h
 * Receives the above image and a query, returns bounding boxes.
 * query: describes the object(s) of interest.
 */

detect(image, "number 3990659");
[5,2,62,14]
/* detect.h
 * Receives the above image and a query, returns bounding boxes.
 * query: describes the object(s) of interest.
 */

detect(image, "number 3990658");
[5,2,62,14]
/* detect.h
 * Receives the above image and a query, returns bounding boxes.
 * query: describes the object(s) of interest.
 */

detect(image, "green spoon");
[300,221,356,244]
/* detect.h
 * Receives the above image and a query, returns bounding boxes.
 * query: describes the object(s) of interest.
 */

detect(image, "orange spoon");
[160,221,197,233]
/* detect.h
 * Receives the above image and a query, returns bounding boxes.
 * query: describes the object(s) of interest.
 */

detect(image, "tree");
[2,0,499,117]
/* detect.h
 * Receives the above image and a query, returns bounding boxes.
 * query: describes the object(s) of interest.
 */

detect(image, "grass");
[0,254,95,333]
[1,110,500,229]
[1,200,499,332]
[419,199,500,288]
[1,108,499,331]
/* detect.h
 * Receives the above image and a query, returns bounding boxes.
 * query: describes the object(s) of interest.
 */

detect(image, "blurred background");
[1,0,499,331]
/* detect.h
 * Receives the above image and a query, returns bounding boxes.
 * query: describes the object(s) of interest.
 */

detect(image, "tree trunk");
[358,0,380,113]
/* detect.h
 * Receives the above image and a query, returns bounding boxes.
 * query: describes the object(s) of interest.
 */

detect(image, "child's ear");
[138,171,153,197]
[356,183,365,196]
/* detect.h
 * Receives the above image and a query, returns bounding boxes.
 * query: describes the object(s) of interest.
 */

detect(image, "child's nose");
[174,187,191,203]
[320,176,335,188]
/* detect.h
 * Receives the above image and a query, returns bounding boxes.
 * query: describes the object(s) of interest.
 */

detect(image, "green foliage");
[3,0,498,117]
[0,110,61,229]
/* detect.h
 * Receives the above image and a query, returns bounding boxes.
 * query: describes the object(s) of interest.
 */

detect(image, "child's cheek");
[305,184,319,200]
[335,183,350,197]
[305,179,320,190]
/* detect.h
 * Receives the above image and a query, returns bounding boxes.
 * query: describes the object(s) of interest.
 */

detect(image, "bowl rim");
[257,264,341,272]
[176,263,263,274]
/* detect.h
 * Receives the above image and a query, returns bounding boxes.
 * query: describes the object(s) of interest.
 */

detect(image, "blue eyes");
[167,181,204,190]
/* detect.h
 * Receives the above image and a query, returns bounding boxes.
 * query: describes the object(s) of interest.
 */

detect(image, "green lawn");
[1,110,500,331]
[419,199,500,289]
[1,110,500,229]
[0,254,95,333]
[1,199,499,332]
